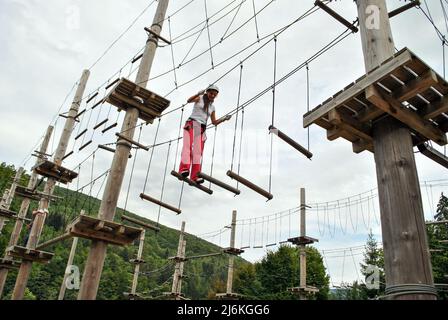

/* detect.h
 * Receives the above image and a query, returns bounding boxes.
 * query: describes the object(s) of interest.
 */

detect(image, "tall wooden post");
[0,126,53,298]
[77,0,170,300]
[176,239,186,297]
[226,210,237,294]
[130,229,146,297]
[0,168,24,233]
[357,0,436,299]
[12,70,90,300]
[299,188,307,300]
[171,221,185,296]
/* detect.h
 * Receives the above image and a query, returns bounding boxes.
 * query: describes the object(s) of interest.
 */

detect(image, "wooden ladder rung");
[266,243,277,247]
[92,99,104,110]
[171,171,213,195]
[389,0,420,18]
[75,129,88,140]
[197,172,240,195]
[86,92,99,104]
[79,140,93,151]
[102,123,118,134]
[76,109,86,119]
[140,193,182,215]
[106,78,121,90]
[131,54,143,64]
[94,119,109,130]
[62,151,74,161]
[269,125,313,159]
[315,0,358,33]
[226,170,273,201]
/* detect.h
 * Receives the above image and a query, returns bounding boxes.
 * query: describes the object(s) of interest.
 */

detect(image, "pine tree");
[359,230,385,299]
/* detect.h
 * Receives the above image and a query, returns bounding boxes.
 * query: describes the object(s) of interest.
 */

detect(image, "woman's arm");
[187,90,205,103]
[211,111,232,126]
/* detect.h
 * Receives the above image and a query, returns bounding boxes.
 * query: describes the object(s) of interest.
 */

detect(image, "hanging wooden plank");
[105,78,121,90]
[62,151,74,161]
[269,125,313,159]
[226,170,273,200]
[140,193,182,215]
[86,92,99,104]
[196,172,240,195]
[92,99,104,110]
[75,129,88,140]
[171,171,213,195]
[94,119,109,130]
[79,140,93,151]
[132,53,144,64]
[121,214,160,232]
[102,122,118,134]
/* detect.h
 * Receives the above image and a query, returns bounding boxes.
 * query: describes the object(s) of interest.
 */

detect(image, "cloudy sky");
[1,0,448,288]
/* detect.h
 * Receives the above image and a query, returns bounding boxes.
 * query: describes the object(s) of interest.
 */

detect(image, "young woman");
[178,85,231,184]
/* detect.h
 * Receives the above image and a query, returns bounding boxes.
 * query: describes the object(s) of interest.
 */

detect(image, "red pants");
[179,120,206,181]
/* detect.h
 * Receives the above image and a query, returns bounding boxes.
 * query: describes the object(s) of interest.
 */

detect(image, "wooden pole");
[0,126,53,298]
[357,0,436,300]
[78,0,170,300]
[12,70,90,300]
[171,221,185,296]
[0,168,24,233]
[226,210,237,294]
[130,229,145,297]
[299,188,307,300]
[176,239,186,297]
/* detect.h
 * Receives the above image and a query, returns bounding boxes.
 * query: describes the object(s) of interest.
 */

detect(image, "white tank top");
[189,96,215,125]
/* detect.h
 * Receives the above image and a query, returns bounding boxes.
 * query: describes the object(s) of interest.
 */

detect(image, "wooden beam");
[393,70,438,102]
[171,171,213,195]
[226,171,273,201]
[144,27,172,45]
[140,193,182,215]
[356,103,384,122]
[116,133,149,151]
[268,125,313,159]
[417,143,448,169]
[314,1,358,33]
[366,85,447,145]
[121,214,160,232]
[196,172,240,195]
[304,49,413,127]
[389,0,420,18]
[36,233,72,250]
[421,95,448,120]
[328,109,373,142]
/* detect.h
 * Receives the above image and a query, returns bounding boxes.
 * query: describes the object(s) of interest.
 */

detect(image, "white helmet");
[206,84,219,93]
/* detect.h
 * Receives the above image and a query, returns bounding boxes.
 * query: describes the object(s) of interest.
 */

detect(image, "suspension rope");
[204,0,215,68]
[208,126,218,189]
[168,16,178,88]
[251,0,260,41]
[142,119,161,194]
[157,142,172,225]
[220,0,245,41]
[268,36,278,194]
[306,63,310,151]
[124,126,143,213]
[230,64,244,171]
[173,108,185,170]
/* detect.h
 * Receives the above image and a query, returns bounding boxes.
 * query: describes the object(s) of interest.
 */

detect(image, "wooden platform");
[222,247,245,255]
[215,292,244,300]
[287,236,319,246]
[65,214,142,246]
[15,185,62,202]
[288,286,319,294]
[0,258,21,270]
[105,78,171,124]
[5,246,54,264]
[303,48,448,153]
[32,160,78,184]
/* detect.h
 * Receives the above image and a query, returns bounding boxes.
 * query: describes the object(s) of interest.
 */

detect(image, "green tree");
[427,193,448,300]
[359,230,385,299]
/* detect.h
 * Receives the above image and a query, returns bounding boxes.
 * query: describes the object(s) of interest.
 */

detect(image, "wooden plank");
[366,85,447,145]
[421,95,448,120]
[121,214,160,232]
[304,49,413,127]
[140,193,182,215]
[393,70,439,102]
[314,1,358,33]
[116,133,150,151]
[328,109,373,142]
